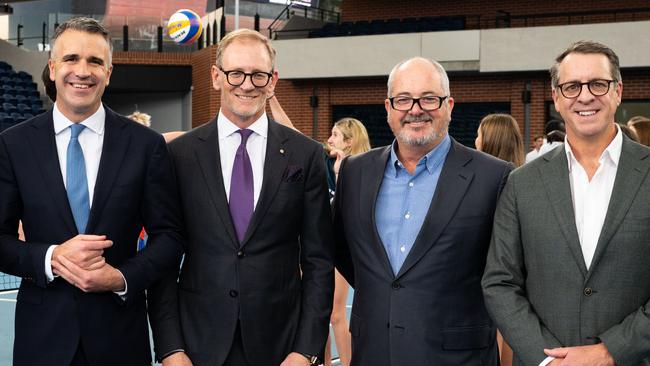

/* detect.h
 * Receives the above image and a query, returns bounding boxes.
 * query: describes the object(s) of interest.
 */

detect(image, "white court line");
[0,290,18,295]
[0,298,16,302]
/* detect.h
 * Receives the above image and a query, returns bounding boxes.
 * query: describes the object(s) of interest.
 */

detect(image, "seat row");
[309,16,466,38]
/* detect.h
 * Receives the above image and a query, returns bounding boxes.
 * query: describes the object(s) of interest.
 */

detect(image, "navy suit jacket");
[0,107,184,366]
[148,117,334,366]
[334,139,511,366]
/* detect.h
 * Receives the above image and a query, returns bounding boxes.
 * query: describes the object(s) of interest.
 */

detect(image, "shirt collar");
[387,134,451,177]
[564,124,622,172]
[217,110,268,140]
[53,103,105,136]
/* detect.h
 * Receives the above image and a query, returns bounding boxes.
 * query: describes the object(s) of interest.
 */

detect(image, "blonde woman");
[475,113,525,167]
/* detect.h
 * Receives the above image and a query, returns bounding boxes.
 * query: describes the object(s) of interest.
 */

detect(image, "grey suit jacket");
[482,137,650,366]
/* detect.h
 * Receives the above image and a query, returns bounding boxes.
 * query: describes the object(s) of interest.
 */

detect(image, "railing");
[479,7,650,29]
[267,1,340,39]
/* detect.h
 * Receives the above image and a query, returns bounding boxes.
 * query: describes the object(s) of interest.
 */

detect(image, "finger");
[80,239,113,250]
[75,234,107,241]
[86,257,106,271]
[544,348,570,357]
[52,257,84,287]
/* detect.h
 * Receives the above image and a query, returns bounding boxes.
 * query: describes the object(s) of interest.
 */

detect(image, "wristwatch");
[300,353,319,366]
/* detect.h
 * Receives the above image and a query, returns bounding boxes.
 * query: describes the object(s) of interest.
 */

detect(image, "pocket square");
[282,165,304,182]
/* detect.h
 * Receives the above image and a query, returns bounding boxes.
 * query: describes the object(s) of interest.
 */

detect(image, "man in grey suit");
[334,57,512,365]
[483,41,650,366]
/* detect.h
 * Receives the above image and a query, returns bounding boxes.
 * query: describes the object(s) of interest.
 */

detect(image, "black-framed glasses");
[219,67,273,87]
[556,79,617,99]
[388,95,448,111]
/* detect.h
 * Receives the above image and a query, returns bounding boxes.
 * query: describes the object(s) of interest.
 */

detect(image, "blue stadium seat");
[385,18,402,34]
[31,99,43,107]
[337,21,354,36]
[16,103,31,112]
[28,90,40,98]
[401,17,419,33]
[15,95,27,103]
[369,19,387,35]
[31,105,44,114]
[0,61,11,71]
[16,71,33,81]
[2,94,16,103]
[0,111,8,119]
[351,20,371,36]
[1,84,14,93]
[10,112,22,121]
[21,112,34,120]
[2,103,17,112]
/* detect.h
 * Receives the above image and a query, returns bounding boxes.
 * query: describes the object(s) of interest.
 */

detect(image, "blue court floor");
[0,289,352,365]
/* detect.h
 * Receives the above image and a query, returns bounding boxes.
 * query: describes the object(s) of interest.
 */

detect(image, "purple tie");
[229,129,254,243]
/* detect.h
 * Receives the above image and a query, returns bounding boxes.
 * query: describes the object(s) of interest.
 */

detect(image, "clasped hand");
[51,234,125,292]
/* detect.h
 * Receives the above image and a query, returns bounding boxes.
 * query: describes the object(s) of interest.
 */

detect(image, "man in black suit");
[0,17,184,365]
[333,57,511,366]
[149,29,334,366]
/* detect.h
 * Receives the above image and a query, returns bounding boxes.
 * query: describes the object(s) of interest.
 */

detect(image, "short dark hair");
[51,17,113,65]
[549,41,621,89]
[544,119,565,135]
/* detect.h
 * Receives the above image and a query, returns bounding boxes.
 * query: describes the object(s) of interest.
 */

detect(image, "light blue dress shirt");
[375,135,451,275]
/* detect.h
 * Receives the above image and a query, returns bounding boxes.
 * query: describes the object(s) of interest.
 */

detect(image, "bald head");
[387,57,450,98]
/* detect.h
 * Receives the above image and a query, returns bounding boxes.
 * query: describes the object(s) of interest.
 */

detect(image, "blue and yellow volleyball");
[167,9,203,45]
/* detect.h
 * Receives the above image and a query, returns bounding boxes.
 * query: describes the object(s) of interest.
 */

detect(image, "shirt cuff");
[539,356,555,366]
[161,349,186,361]
[44,245,57,282]
[114,269,128,298]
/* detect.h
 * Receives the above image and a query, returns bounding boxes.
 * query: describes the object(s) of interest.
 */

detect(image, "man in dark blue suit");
[0,17,184,365]
[333,57,511,366]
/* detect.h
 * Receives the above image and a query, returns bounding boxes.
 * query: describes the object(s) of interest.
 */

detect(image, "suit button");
[584,287,593,296]
[391,282,400,290]
[229,290,239,298]
[237,250,245,258]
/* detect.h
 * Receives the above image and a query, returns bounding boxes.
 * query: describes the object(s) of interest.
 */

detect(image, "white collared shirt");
[217,111,268,209]
[539,126,622,366]
[565,126,622,269]
[53,103,105,206]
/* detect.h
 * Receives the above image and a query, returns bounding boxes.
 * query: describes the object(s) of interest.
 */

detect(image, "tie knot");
[70,124,86,139]
[237,129,254,145]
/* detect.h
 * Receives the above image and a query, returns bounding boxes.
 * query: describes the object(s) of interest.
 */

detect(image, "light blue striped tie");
[66,124,90,234]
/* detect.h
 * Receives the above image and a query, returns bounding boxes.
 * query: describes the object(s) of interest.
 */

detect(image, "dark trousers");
[70,344,89,366]
[223,323,250,366]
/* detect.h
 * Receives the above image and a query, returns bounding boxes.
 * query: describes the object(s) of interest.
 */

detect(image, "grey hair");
[550,40,621,89]
[51,17,113,66]
[387,57,450,97]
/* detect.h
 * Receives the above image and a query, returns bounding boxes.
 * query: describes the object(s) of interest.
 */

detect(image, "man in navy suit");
[149,29,333,366]
[0,17,184,365]
[333,57,511,366]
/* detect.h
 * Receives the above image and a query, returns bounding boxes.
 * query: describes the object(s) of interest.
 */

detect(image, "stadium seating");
[308,16,467,38]
[0,60,45,131]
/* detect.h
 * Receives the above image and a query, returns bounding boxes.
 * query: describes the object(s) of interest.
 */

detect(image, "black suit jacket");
[0,107,184,366]
[149,117,334,366]
[333,139,511,366]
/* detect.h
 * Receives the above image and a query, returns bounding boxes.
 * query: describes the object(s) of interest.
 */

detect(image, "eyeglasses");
[388,96,448,111]
[556,79,617,99]
[219,67,273,87]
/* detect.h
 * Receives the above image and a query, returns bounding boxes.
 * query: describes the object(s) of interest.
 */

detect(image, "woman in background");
[474,113,524,366]
[475,113,525,167]
[269,96,370,366]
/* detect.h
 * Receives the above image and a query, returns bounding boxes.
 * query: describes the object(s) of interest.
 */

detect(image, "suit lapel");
[193,119,239,247]
[586,138,650,279]
[363,146,396,278]
[27,111,77,234]
[395,140,473,279]
[86,108,130,233]
[538,145,588,276]
[241,120,288,246]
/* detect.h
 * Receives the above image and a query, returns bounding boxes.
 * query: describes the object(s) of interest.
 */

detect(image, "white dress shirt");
[45,104,105,281]
[217,110,268,209]
[539,126,622,366]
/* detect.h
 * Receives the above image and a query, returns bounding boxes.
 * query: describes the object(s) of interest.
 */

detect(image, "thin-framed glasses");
[556,79,617,99]
[388,95,448,111]
[219,67,273,87]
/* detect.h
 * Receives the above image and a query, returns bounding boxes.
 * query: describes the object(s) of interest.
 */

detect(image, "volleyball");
[167,9,203,45]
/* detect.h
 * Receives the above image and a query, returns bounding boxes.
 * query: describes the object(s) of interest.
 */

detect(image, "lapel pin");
[280,148,285,155]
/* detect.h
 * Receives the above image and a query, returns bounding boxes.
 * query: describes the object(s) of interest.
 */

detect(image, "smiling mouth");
[576,110,597,116]
[236,94,258,100]
[69,83,94,89]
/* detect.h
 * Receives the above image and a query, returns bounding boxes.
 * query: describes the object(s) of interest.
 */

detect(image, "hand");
[548,359,565,365]
[162,352,193,366]
[280,352,311,366]
[52,235,112,270]
[52,255,125,293]
[544,344,615,366]
[329,148,347,179]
